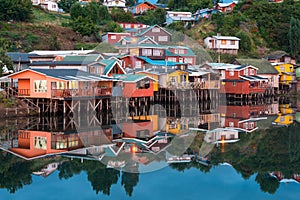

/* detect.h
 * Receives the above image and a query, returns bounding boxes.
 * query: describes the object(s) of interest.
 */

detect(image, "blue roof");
[138,56,187,66]
[6,52,33,62]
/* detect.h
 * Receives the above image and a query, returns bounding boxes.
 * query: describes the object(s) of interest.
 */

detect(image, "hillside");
[0,7,99,52]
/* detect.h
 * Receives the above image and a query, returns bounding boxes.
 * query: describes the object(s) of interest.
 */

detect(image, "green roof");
[235,58,278,74]
[113,74,154,82]
[63,54,101,63]
[165,46,195,57]
[99,59,120,75]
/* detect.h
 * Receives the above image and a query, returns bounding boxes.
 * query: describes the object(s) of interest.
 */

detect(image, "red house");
[102,32,131,44]
[219,104,267,132]
[113,74,157,98]
[129,1,157,15]
[207,63,268,96]
[118,22,149,30]
[215,2,236,12]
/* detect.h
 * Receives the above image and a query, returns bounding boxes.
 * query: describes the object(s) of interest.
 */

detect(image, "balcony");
[51,88,112,99]
[17,89,30,96]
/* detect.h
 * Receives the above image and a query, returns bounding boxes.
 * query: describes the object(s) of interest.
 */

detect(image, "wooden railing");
[167,80,220,90]
[51,88,112,98]
[17,89,30,96]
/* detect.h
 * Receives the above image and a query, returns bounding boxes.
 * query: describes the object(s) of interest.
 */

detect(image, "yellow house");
[138,68,189,89]
[274,63,295,85]
[279,104,293,115]
[165,118,189,135]
[137,71,159,91]
[273,114,294,126]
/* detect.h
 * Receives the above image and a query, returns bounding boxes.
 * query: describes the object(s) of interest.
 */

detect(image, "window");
[168,57,176,62]
[243,123,248,129]
[34,136,47,150]
[229,122,234,127]
[230,134,235,139]
[137,80,150,89]
[34,80,47,92]
[221,40,226,45]
[137,130,150,138]
[136,61,142,68]
[244,68,248,76]
[230,40,235,45]
[250,69,255,75]
[184,58,193,64]
[142,49,152,56]
[158,36,168,41]
[249,122,254,129]
[179,49,185,54]
[152,27,161,32]
[229,70,234,76]
[110,35,116,40]
[153,49,162,56]
[232,113,236,118]
[232,82,236,86]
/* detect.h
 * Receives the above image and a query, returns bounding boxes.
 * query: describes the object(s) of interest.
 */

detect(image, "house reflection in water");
[218,104,269,132]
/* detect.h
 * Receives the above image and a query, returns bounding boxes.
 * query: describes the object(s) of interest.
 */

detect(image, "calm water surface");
[0,98,300,200]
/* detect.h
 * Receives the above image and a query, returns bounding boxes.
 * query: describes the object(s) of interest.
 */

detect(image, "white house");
[204,35,240,54]
[166,11,195,26]
[40,1,59,12]
[103,0,127,10]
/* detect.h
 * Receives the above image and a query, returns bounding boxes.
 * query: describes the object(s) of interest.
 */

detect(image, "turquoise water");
[0,164,299,200]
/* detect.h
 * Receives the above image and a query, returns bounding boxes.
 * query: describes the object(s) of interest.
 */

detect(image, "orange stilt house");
[8,69,114,113]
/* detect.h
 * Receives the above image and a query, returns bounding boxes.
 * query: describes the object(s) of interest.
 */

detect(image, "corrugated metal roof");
[30,69,112,81]
[234,58,279,74]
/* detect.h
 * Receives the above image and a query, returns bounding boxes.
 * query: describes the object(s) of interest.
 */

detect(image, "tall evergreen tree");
[288,17,300,59]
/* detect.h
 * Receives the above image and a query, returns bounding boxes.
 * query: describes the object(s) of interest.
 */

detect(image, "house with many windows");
[133,25,172,44]
[204,35,240,54]
[206,63,268,96]
[166,11,195,26]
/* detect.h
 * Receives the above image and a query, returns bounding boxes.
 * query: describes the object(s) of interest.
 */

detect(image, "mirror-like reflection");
[0,96,300,197]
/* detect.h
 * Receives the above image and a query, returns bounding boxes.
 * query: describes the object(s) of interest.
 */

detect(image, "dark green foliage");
[288,17,300,59]
[0,49,14,76]
[58,0,77,13]
[121,172,139,196]
[0,0,33,22]
[70,16,100,36]
[167,21,185,32]
[235,30,252,53]
[136,8,166,26]
[110,8,136,23]
[104,21,125,32]
[126,0,137,7]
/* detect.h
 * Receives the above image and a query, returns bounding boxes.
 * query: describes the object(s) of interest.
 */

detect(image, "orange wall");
[11,70,65,98]
[122,82,154,97]
[11,130,66,159]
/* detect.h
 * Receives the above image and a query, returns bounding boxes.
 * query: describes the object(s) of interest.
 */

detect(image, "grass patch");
[32,7,70,26]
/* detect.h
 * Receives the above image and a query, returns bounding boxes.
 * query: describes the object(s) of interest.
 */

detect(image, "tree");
[70,16,99,36]
[288,17,300,59]
[105,21,124,32]
[235,30,253,53]
[126,0,137,7]
[70,3,86,20]
[0,0,33,22]
[0,50,14,76]
[136,8,166,26]
[110,8,136,23]
[58,0,77,13]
